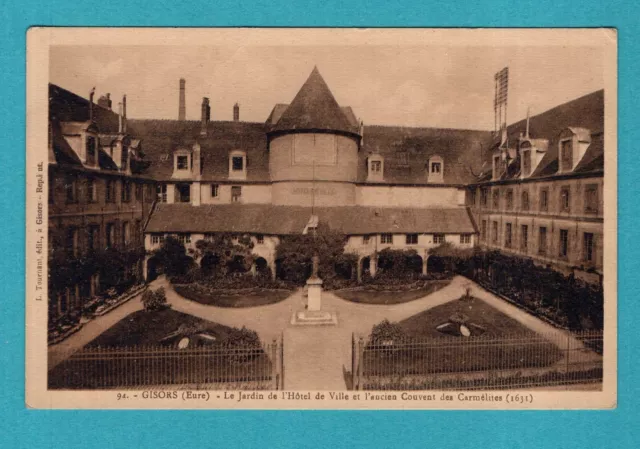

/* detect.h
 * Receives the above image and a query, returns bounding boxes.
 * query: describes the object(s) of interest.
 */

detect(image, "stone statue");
[311,255,320,279]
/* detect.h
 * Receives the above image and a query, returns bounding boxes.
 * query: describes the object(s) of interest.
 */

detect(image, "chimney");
[525,106,531,139]
[118,102,123,134]
[97,93,112,110]
[89,87,96,121]
[233,102,240,122]
[200,97,210,136]
[179,78,186,121]
[122,95,127,133]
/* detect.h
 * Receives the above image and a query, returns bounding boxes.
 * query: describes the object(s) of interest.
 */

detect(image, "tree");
[193,233,254,277]
[152,236,194,278]
[275,223,354,285]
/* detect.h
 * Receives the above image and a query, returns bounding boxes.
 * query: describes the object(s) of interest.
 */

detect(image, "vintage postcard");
[26,28,617,409]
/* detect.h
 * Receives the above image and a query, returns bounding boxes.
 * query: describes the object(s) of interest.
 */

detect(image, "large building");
[48,65,606,321]
[130,68,492,280]
[48,85,156,321]
[467,90,604,283]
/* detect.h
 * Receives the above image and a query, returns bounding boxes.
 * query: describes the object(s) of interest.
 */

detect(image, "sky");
[50,45,604,130]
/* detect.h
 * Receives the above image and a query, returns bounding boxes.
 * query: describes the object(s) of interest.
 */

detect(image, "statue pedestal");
[290,276,337,326]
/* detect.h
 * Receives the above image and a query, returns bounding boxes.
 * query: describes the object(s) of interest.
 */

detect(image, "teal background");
[1,1,637,447]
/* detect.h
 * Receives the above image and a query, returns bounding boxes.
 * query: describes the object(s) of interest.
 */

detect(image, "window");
[433,234,445,244]
[368,156,384,180]
[231,186,242,202]
[151,234,164,245]
[560,186,571,212]
[232,156,244,171]
[492,189,500,209]
[176,233,191,245]
[105,180,115,203]
[492,221,498,244]
[559,229,569,258]
[522,149,531,176]
[256,234,264,244]
[371,160,382,173]
[176,183,191,203]
[177,155,189,170]
[583,233,595,262]
[561,139,573,171]
[538,227,547,255]
[480,188,488,207]
[122,222,131,246]
[122,181,131,203]
[431,162,441,173]
[493,154,502,179]
[540,187,549,212]
[121,147,128,169]
[106,223,115,249]
[135,183,143,201]
[521,190,529,211]
[481,220,487,241]
[211,184,219,198]
[397,152,409,166]
[362,235,370,245]
[88,225,100,251]
[506,189,513,210]
[520,225,529,251]
[86,178,97,203]
[86,136,96,165]
[585,184,598,214]
[505,223,512,248]
[157,184,167,203]
[381,234,393,244]
[468,189,476,206]
[66,228,78,257]
[406,234,418,245]
[460,234,471,244]
[65,175,78,203]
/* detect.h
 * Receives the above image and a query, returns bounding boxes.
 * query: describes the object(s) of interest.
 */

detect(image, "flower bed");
[174,283,293,308]
[334,278,452,305]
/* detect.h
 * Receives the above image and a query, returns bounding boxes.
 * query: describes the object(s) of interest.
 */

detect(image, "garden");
[454,249,604,330]
[48,287,274,389]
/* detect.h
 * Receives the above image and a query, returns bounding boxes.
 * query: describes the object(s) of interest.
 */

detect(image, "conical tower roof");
[271,67,358,135]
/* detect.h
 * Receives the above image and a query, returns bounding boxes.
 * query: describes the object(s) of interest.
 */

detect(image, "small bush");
[370,319,405,344]
[141,287,170,312]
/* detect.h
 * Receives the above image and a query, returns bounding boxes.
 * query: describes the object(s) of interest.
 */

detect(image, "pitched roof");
[49,84,120,134]
[127,120,271,181]
[269,67,358,135]
[145,203,476,235]
[479,89,604,182]
[359,126,493,184]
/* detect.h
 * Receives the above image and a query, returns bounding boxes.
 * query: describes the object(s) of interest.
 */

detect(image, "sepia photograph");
[25,28,617,409]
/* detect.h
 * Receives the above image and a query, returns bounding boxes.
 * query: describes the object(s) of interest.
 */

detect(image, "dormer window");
[229,150,247,180]
[492,154,501,180]
[427,155,444,183]
[367,154,384,182]
[86,136,97,166]
[560,139,573,172]
[232,156,244,171]
[521,147,532,176]
[177,155,189,170]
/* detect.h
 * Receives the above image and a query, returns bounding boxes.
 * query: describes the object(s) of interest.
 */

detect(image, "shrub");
[141,287,170,311]
[370,319,406,344]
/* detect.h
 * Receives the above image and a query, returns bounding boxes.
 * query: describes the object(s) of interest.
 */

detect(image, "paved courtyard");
[48,276,597,390]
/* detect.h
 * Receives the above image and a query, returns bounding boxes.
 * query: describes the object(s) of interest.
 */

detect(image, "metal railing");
[352,330,603,391]
[49,337,284,390]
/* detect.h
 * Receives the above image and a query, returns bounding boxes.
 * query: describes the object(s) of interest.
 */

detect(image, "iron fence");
[49,337,284,390]
[352,330,603,391]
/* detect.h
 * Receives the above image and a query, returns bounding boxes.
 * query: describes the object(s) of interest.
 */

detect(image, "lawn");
[48,309,273,389]
[86,308,244,347]
[174,284,292,308]
[362,297,563,376]
[334,280,450,305]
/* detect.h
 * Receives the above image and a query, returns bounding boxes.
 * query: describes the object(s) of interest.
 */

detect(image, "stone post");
[370,254,378,277]
[422,254,429,275]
